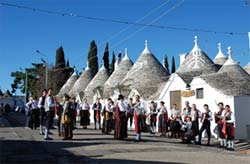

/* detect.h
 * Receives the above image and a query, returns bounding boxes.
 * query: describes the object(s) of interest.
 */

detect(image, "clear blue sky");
[0,0,249,94]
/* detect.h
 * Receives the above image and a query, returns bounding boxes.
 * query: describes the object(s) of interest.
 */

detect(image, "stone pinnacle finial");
[194,36,198,46]
[227,46,232,58]
[125,48,128,55]
[85,61,90,70]
[218,43,222,51]
[145,40,148,48]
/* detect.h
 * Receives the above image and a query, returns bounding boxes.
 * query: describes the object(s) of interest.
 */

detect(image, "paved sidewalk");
[0,112,249,164]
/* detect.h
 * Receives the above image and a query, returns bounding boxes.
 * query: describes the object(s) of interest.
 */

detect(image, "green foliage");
[163,55,170,74]
[10,63,44,98]
[88,40,98,76]
[102,42,110,73]
[171,56,176,73]
[55,46,66,68]
[110,51,116,74]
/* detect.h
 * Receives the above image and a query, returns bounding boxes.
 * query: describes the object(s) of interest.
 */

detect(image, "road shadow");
[0,139,189,164]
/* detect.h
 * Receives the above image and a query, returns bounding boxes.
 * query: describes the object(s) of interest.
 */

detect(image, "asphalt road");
[0,112,249,164]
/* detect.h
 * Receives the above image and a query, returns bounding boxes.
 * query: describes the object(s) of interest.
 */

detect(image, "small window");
[196,88,204,99]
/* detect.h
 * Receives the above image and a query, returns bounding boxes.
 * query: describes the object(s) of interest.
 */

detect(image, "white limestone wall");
[189,77,235,137]
[234,96,250,139]
[159,73,187,112]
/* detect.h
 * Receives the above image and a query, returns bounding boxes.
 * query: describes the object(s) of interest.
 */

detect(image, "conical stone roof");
[200,47,250,96]
[244,62,250,75]
[213,43,228,65]
[84,65,109,103]
[69,64,93,98]
[57,70,78,99]
[178,36,218,74]
[177,36,218,85]
[103,48,133,99]
[119,40,169,100]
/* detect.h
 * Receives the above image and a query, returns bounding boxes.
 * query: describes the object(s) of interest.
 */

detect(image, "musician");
[223,105,235,151]
[190,104,201,141]
[214,102,226,148]
[149,101,157,134]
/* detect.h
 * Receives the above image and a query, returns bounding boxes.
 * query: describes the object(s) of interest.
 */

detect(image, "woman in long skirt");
[158,101,168,137]
[114,94,128,140]
[79,98,90,129]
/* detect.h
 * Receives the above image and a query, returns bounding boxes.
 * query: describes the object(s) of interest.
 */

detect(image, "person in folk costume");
[182,101,191,121]
[44,88,55,140]
[169,104,181,138]
[223,105,235,151]
[103,98,114,134]
[214,102,226,148]
[79,98,90,129]
[114,95,128,139]
[190,104,201,141]
[197,104,213,145]
[61,94,74,140]
[70,97,78,129]
[127,98,134,130]
[134,95,146,141]
[158,101,168,137]
[181,117,193,143]
[25,96,39,129]
[148,101,158,135]
[38,89,47,135]
[55,98,64,137]
[92,97,102,130]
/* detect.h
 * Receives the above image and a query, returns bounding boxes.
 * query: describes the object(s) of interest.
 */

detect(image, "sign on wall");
[181,90,195,97]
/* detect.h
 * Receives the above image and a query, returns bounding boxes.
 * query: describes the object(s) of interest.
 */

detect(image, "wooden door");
[170,90,182,111]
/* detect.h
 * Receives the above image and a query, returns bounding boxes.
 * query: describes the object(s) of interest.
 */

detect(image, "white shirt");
[80,103,90,110]
[105,102,114,112]
[45,96,55,112]
[226,112,235,124]
[26,100,38,110]
[118,100,127,112]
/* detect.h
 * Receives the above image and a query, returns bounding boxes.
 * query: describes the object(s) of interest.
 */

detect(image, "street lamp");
[25,69,28,102]
[35,49,49,89]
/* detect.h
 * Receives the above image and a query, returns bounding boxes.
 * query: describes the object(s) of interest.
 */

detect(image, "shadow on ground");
[0,139,188,164]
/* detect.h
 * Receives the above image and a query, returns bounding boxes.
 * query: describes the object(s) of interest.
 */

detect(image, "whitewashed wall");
[234,96,250,139]
[159,73,187,113]
[190,77,235,137]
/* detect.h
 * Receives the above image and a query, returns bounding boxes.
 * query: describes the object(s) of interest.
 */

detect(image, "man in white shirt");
[44,88,55,140]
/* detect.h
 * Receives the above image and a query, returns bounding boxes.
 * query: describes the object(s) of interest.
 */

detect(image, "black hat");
[64,93,71,99]
[118,94,124,100]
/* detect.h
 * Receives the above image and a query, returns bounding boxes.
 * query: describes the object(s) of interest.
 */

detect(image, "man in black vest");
[38,89,47,135]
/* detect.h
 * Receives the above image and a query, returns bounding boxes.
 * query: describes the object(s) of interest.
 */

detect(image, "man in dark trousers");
[197,104,212,146]
[214,102,226,148]
[38,89,47,135]
[92,98,102,130]
[44,88,55,140]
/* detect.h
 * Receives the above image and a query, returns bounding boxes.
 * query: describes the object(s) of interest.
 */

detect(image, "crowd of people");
[24,88,236,151]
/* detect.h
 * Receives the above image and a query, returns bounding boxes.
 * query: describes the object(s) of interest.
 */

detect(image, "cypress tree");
[163,55,170,74]
[88,40,98,76]
[171,56,176,73]
[55,46,66,68]
[110,51,115,74]
[103,42,110,73]
[66,59,70,67]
